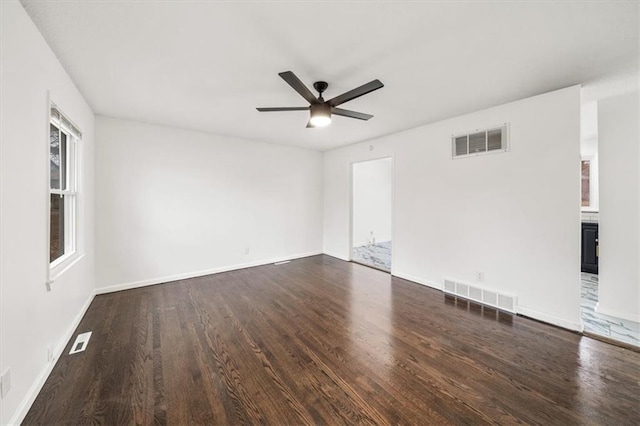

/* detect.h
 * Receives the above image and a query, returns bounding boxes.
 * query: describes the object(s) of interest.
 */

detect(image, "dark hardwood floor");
[24,255,640,425]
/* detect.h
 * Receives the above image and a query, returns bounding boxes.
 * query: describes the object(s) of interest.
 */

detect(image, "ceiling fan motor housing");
[313,81,329,95]
[311,102,331,117]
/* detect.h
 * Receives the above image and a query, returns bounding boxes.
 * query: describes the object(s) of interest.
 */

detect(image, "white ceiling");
[21,0,638,151]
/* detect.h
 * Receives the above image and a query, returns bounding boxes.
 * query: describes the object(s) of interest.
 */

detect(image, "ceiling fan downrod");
[313,81,328,102]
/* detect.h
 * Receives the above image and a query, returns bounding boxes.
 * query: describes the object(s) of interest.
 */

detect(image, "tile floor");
[581,273,639,348]
[352,241,392,271]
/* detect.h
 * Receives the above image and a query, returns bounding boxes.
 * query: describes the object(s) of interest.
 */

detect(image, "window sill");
[50,252,85,282]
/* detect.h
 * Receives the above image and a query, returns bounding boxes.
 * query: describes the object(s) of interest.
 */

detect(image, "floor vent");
[443,278,517,313]
[69,331,92,354]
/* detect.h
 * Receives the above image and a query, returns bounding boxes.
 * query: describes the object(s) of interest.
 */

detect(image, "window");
[581,159,590,207]
[50,105,80,267]
[452,124,509,158]
[581,155,598,211]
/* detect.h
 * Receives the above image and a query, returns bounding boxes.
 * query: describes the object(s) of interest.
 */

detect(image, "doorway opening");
[580,101,639,348]
[351,157,392,272]
[580,101,602,336]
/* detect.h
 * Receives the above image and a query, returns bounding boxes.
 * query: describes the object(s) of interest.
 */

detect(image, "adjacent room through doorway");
[580,100,640,348]
[351,157,393,272]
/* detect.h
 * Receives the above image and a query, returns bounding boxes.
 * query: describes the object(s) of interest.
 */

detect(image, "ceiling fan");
[257,71,384,128]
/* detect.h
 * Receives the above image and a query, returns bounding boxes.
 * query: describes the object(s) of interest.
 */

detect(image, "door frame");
[349,156,395,274]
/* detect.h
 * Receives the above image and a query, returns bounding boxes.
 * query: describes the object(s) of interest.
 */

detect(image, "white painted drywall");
[352,158,393,247]
[94,117,323,291]
[324,86,582,330]
[581,102,599,143]
[597,91,640,322]
[0,1,95,424]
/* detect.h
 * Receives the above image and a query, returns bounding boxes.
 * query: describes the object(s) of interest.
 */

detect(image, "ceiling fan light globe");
[310,115,331,127]
[310,102,332,127]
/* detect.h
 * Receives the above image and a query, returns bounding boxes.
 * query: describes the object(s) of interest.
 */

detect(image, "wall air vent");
[443,278,517,314]
[452,124,509,159]
[444,279,456,293]
[498,294,516,311]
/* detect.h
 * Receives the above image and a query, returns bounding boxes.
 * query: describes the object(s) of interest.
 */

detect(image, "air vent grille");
[69,331,92,354]
[469,132,487,154]
[469,286,482,301]
[452,124,508,158]
[498,294,516,311]
[487,128,503,151]
[455,136,468,156]
[442,278,517,314]
[444,279,456,293]
[483,290,497,306]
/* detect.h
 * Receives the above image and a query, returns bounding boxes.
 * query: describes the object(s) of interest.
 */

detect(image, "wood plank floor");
[24,255,640,425]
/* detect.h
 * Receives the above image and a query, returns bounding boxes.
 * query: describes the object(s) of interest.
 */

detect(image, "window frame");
[49,104,81,277]
[580,154,598,212]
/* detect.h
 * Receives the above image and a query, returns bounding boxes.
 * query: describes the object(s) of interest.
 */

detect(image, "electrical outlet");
[244,247,250,255]
[1,368,11,399]
[476,272,485,282]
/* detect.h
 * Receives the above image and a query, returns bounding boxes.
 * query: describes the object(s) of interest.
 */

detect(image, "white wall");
[0,1,95,424]
[324,86,582,330]
[581,102,599,143]
[95,117,323,291]
[597,91,640,322]
[352,158,393,247]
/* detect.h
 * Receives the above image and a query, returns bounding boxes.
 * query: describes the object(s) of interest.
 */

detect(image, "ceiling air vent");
[452,124,509,159]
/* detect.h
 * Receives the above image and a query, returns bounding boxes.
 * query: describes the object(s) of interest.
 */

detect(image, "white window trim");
[50,253,85,282]
[48,102,83,282]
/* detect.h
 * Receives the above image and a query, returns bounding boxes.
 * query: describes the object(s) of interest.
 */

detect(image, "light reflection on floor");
[348,253,638,348]
[347,263,393,383]
[444,294,514,326]
[576,338,606,420]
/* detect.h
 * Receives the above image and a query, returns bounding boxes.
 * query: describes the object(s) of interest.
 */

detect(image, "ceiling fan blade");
[256,107,310,112]
[332,107,373,121]
[279,71,318,105]
[327,79,384,107]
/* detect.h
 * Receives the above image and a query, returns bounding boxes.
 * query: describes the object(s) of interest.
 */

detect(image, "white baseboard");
[9,291,96,426]
[322,251,350,262]
[517,306,583,332]
[391,273,583,332]
[392,272,443,291]
[595,303,640,323]
[96,251,322,295]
